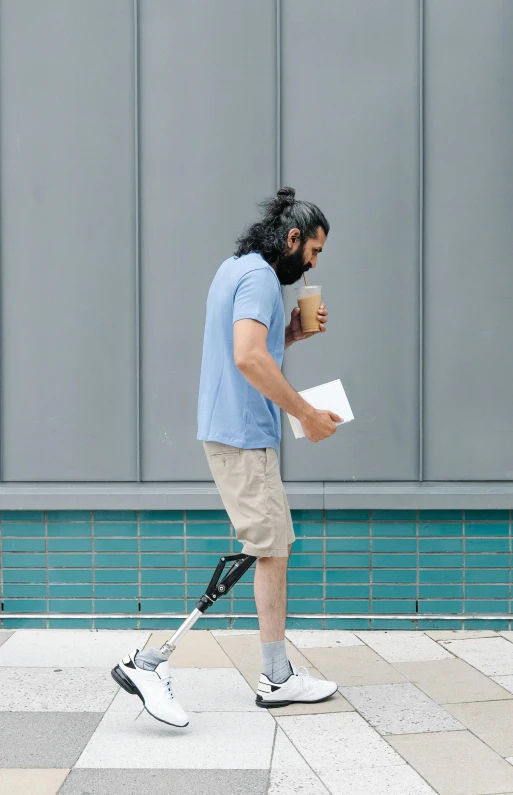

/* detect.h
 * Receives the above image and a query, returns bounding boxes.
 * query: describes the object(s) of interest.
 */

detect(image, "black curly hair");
[234,187,329,263]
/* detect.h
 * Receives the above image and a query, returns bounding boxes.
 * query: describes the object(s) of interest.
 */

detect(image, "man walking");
[113,187,342,727]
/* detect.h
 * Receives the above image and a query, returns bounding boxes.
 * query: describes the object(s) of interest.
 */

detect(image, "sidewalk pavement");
[2,629,513,794]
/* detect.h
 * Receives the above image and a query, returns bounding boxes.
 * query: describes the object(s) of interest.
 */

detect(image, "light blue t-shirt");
[197,252,285,450]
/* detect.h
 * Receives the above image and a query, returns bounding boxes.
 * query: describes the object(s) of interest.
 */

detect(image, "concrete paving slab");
[211,630,260,636]
[388,730,513,795]
[0,631,14,649]
[145,630,234,667]
[0,630,151,668]
[492,675,513,696]
[169,668,260,712]
[0,667,118,711]
[339,682,464,735]
[444,700,513,757]
[285,630,363,648]
[105,688,144,716]
[269,689,353,717]
[300,645,407,686]
[318,764,438,795]
[268,728,330,794]
[0,769,70,795]
[426,630,499,641]
[76,709,275,769]
[354,631,453,662]
[0,712,103,768]
[277,712,405,771]
[59,769,269,794]
[439,637,513,676]
[394,658,513,704]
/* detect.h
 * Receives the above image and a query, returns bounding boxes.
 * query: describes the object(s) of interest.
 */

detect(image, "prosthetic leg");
[158,553,257,658]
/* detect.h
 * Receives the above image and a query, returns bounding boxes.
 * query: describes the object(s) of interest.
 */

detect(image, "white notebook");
[287,379,354,439]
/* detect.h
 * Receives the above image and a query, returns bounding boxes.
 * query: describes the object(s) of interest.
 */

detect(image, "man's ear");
[286,227,301,250]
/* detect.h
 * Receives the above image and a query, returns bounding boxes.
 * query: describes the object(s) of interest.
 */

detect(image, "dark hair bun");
[277,186,296,206]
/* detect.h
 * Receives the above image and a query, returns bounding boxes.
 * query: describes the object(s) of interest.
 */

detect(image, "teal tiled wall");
[0,509,511,630]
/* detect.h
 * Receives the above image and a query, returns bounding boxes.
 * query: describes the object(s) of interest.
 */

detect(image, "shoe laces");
[293,664,315,694]
[160,673,175,699]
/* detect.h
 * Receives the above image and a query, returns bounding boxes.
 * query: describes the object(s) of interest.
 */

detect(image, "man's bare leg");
[254,544,293,682]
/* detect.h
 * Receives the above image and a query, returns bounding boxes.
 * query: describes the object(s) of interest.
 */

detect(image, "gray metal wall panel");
[423,0,513,480]
[280,0,420,481]
[0,0,137,481]
[139,0,276,480]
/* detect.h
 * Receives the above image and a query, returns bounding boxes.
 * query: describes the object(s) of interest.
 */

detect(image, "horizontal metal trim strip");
[1,613,511,620]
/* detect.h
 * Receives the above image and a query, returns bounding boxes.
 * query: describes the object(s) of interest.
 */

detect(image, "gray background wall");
[0,1,512,501]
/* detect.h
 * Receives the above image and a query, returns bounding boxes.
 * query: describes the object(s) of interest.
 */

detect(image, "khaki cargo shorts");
[203,441,295,558]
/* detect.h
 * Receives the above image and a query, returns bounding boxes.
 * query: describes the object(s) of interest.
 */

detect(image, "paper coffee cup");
[294,285,322,334]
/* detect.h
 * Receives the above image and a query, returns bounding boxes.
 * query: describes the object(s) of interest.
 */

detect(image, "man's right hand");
[300,408,344,443]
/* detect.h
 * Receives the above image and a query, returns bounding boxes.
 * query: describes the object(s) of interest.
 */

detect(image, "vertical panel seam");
[419,0,425,482]
[134,0,142,482]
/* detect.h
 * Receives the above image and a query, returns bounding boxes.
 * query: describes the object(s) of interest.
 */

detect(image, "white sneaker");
[255,664,337,708]
[111,649,189,728]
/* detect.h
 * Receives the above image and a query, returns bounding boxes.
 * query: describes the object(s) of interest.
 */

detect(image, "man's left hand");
[286,303,328,345]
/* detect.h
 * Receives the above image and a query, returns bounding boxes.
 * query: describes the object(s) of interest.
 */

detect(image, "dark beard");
[275,245,310,286]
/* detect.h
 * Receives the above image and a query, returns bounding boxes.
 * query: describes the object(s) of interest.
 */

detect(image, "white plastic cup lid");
[294,285,322,299]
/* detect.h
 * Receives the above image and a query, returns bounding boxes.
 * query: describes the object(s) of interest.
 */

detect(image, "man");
[113,187,343,727]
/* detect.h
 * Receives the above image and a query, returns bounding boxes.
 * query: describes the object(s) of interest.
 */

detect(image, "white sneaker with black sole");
[111,648,189,728]
[255,663,337,708]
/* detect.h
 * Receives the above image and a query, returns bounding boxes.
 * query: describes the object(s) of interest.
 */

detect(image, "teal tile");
[186,510,229,522]
[4,599,47,612]
[48,600,92,613]
[94,618,139,629]
[3,570,46,583]
[94,538,137,553]
[465,619,509,630]
[419,538,463,553]
[419,511,463,521]
[186,584,212,598]
[286,618,324,629]
[93,511,138,521]
[139,618,185,630]
[465,510,510,521]
[371,619,418,630]
[3,619,46,628]
[326,585,370,599]
[49,584,93,598]
[465,554,510,568]
[326,523,370,536]
[2,554,46,568]
[141,584,185,598]
[2,538,45,552]
[48,538,92,552]
[373,600,417,614]
[3,584,46,598]
[465,600,510,614]
[186,538,231,552]
[288,569,324,583]
[48,619,93,629]
[141,554,185,568]
[288,599,324,614]
[372,554,417,568]
[140,522,183,536]
[47,511,91,522]
[288,584,323,598]
[325,554,370,568]
[466,538,509,553]
[419,523,463,536]
[233,584,254,598]
[326,569,370,583]
[48,570,93,583]
[466,585,509,599]
[418,600,463,614]
[417,619,463,630]
[325,618,370,629]
[139,511,184,521]
[419,554,464,568]
[141,600,186,613]
[186,569,215,583]
[292,523,323,536]
[95,599,139,613]
[373,570,416,583]
[93,554,137,568]
[94,569,138,583]
[141,570,185,583]
[372,510,417,521]
[48,553,93,568]
[372,523,416,536]
[466,569,510,583]
[291,538,323,552]
[94,584,138,598]
[372,585,417,599]
[140,538,184,552]
[0,511,45,521]
[465,522,509,536]
[420,569,464,583]
[232,618,259,629]
[1,523,45,536]
[326,600,370,613]
[325,510,370,521]
[94,523,137,537]
[372,539,416,553]
[326,538,370,552]
[289,554,324,568]
[48,523,91,537]
[290,509,323,521]
[419,585,463,599]
[232,599,257,613]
